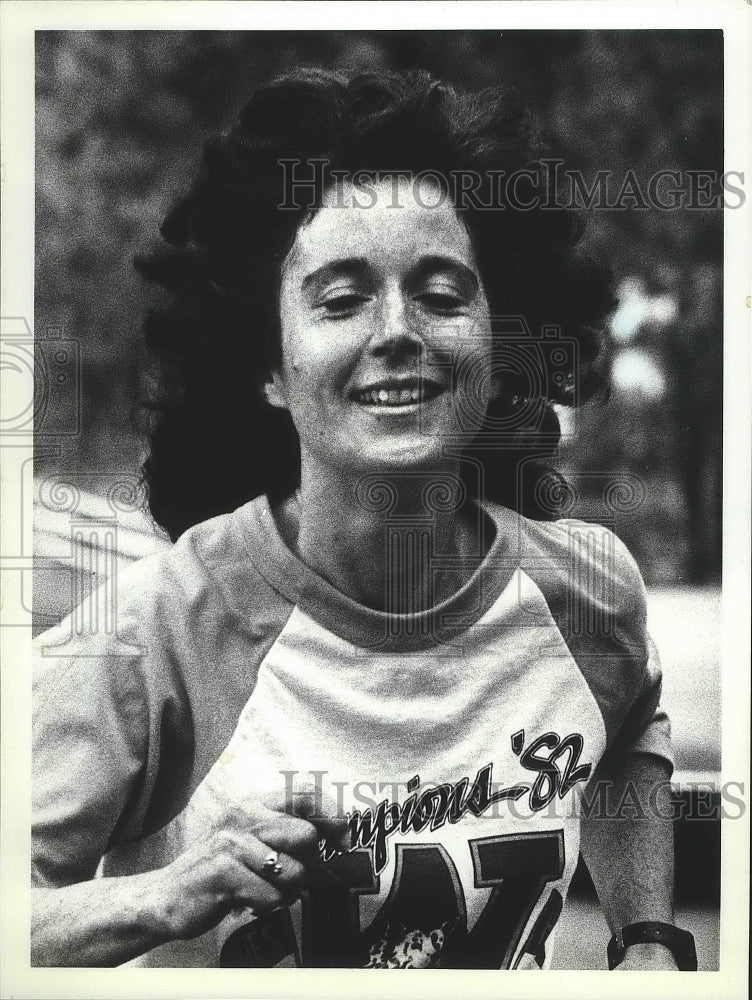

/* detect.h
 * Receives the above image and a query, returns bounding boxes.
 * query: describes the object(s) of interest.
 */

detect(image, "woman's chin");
[345,439,458,477]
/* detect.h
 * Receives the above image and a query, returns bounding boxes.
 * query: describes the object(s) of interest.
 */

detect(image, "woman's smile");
[350,375,446,410]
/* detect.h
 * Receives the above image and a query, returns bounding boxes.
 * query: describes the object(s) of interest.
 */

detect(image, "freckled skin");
[265,177,494,482]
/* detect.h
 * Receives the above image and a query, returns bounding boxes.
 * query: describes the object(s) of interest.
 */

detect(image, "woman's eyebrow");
[411,255,479,292]
[301,258,370,294]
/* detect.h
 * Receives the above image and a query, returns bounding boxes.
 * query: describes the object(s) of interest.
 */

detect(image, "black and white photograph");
[1,3,749,997]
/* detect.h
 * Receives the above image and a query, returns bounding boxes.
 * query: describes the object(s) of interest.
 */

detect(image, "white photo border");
[1,2,749,998]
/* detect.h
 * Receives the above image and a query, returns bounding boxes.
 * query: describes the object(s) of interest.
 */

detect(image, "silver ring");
[262,851,279,871]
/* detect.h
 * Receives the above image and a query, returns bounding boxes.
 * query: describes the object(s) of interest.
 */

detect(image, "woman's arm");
[579,752,679,970]
[33,869,179,967]
[31,791,344,967]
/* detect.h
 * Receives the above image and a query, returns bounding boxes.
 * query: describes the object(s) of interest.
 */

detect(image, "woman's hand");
[160,785,348,941]
[32,784,348,966]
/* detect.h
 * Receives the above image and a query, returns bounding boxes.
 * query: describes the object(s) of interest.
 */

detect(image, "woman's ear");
[263,371,288,410]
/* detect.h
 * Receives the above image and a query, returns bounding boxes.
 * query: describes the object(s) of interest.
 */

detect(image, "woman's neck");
[275,463,490,613]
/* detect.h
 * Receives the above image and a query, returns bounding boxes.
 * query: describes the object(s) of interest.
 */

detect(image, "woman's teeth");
[358,388,422,406]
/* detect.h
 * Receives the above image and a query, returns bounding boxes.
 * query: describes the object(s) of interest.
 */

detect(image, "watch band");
[607,921,698,971]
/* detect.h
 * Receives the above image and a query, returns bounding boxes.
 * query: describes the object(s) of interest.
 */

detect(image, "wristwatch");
[607,921,698,970]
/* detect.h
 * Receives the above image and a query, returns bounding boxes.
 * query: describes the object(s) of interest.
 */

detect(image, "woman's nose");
[369,287,422,356]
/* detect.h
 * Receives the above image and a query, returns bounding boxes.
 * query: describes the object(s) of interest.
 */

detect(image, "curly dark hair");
[136,68,615,541]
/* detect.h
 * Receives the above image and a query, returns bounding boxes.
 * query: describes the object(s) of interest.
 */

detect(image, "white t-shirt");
[33,495,672,968]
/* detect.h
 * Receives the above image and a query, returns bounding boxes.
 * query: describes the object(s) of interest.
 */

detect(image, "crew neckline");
[238,493,521,652]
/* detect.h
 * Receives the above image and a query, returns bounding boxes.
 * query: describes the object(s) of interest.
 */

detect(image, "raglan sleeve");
[32,621,151,887]
[524,515,675,776]
[607,535,674,776]
[31,554,187,889]
[613,633,673,773]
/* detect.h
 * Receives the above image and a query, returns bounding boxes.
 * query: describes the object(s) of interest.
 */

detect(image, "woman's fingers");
[251,811,322,864]
[175,780,352,931]
[166,799,327,939]
[259,783,351,856]
[309,812,351,853]
[197,829,305,914]
[225,829,306,896]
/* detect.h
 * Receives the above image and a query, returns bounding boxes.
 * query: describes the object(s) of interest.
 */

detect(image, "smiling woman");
[31,68,694,972]
[136,68,614,541]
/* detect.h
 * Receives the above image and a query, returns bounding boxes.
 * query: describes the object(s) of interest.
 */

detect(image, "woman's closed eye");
[318,291,371,317]
[414,288,469,314]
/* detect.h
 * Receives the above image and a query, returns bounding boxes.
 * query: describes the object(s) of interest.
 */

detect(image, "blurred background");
[35,28,723,585]
[32,30,723,968]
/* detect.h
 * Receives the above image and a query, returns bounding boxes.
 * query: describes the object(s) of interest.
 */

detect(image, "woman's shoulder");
[484,500,647,622]
[33,496,284,663]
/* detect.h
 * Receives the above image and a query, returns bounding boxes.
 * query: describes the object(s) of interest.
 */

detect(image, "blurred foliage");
[35,30,723,583]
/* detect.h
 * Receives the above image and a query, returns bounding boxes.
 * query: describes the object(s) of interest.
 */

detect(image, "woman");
[32,69,694,971]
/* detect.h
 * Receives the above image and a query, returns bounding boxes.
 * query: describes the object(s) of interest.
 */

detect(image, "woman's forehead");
[284,176,477,277]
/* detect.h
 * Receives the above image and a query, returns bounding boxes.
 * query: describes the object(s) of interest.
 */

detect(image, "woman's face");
[268,176,494,482]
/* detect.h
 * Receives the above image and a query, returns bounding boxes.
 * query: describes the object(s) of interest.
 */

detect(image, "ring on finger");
[262,851,283,877]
